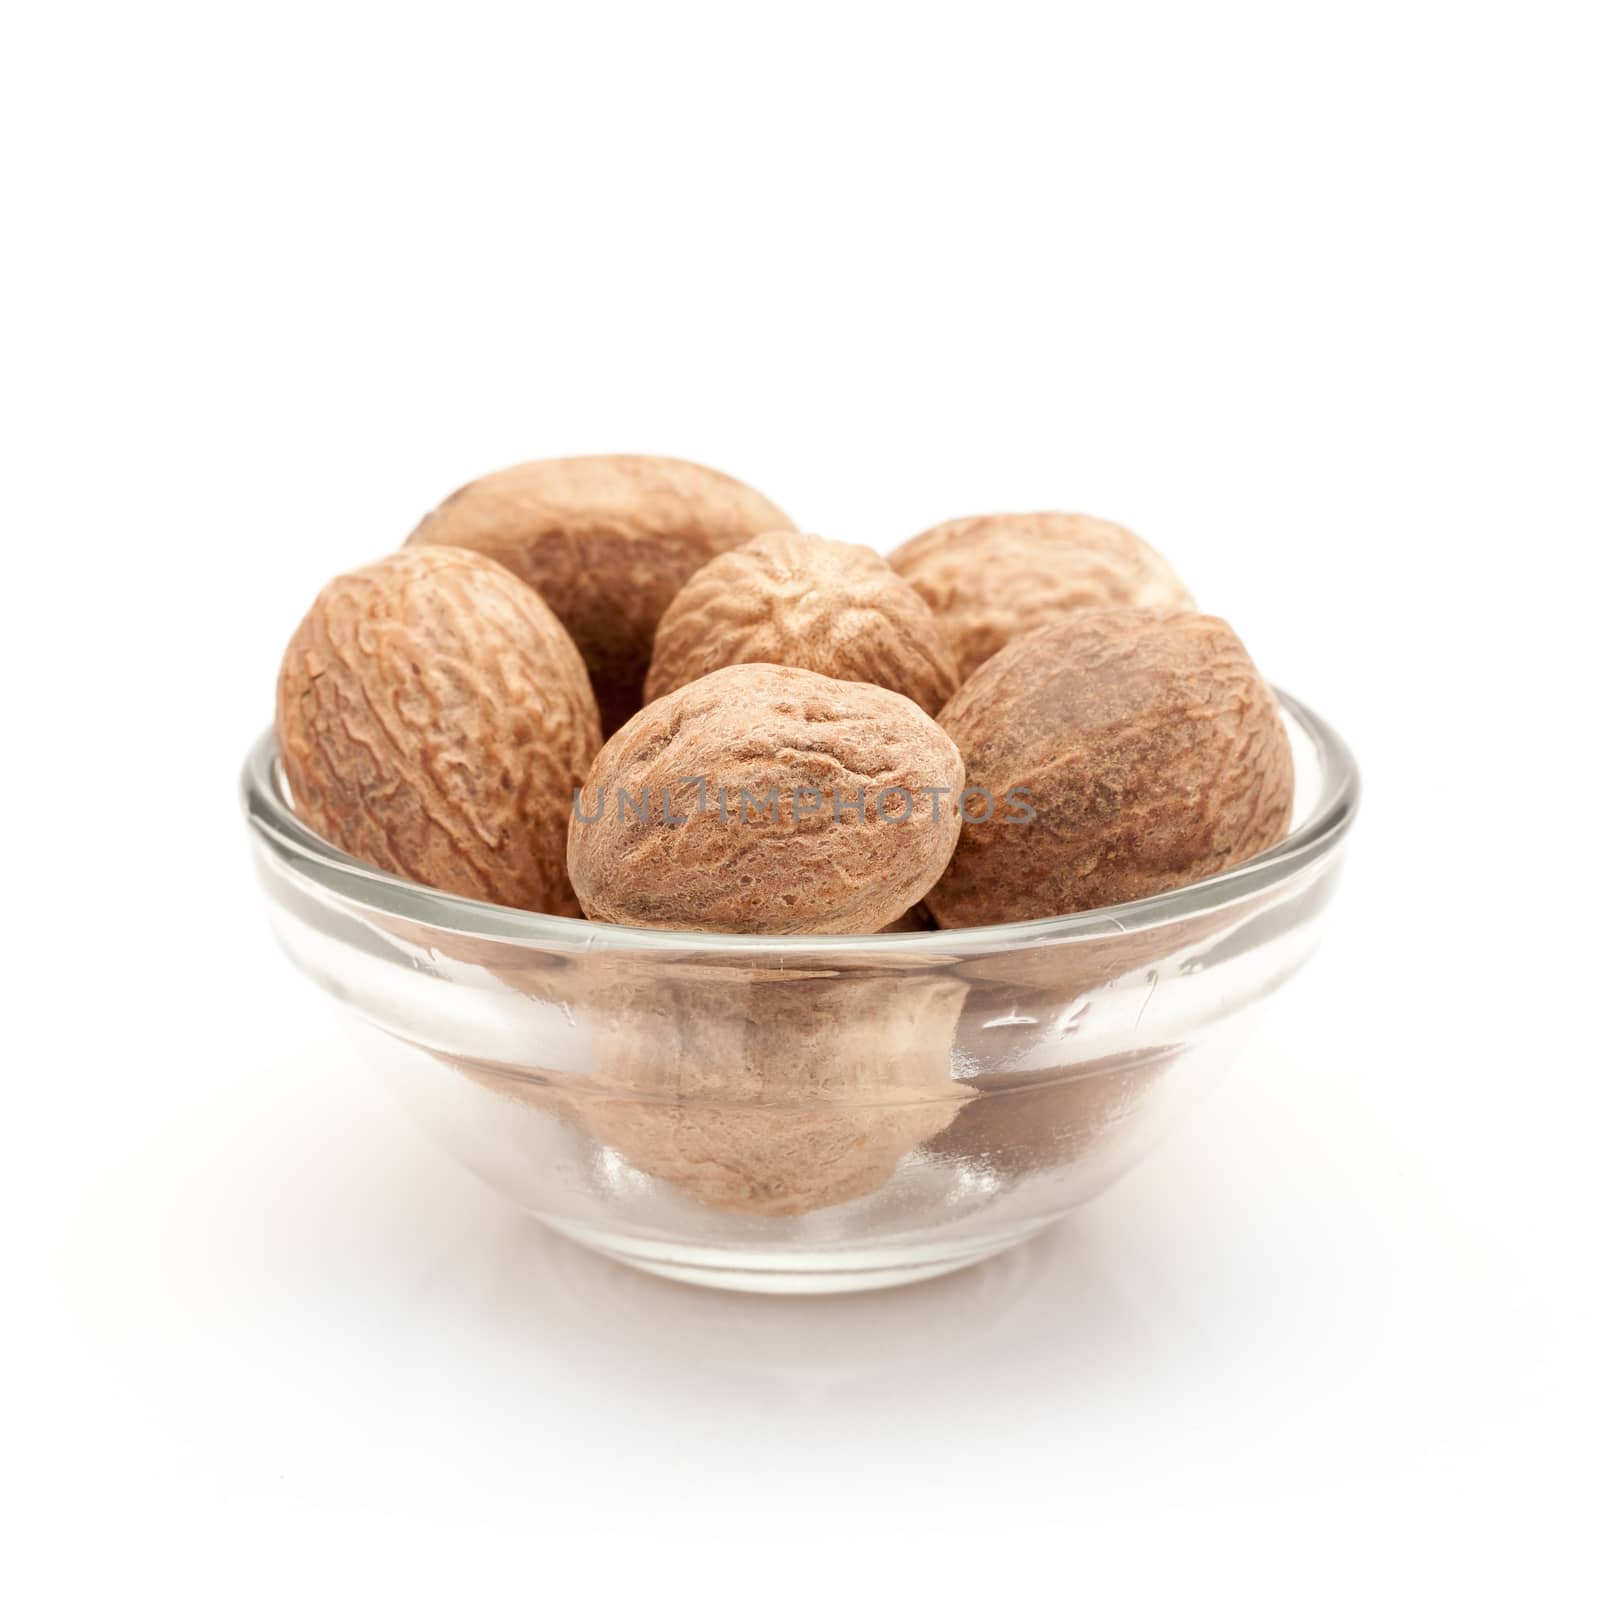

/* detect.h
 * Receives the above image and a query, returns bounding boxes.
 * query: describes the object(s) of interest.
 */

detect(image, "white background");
[5,3,1597,1593]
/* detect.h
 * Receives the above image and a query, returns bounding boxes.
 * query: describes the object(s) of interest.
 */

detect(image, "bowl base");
[536,1217,1052,1294]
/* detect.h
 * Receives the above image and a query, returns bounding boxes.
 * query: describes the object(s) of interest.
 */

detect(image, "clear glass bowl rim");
[240,686,1358,958]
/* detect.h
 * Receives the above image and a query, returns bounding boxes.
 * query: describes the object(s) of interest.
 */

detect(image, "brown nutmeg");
[926,609,1293,927]
[646,531,959,715]
[568,664,965,935]
[276,546,601,915]
[571,966,971,1216]
[890,512,1194,680]
[407,454,794,733]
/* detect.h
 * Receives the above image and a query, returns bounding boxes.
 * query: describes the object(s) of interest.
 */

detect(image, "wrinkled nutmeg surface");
[568,664,965,934]
[890,512,1195,680]
[646,531,959,715]
[276,546,601,915]
[926,609,1292,927]
[407,454,794,733]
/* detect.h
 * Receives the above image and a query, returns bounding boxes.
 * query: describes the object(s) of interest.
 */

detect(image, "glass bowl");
[240,689,1357,1294]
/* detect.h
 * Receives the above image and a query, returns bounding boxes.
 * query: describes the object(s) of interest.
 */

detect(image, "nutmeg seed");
[926,609,1293,927]
[276,545,601,914]
[407,454,795,733]
[646,530,959,715]
[890,511,1195,680]
[568,663,965,935]
[572,966,971,1216]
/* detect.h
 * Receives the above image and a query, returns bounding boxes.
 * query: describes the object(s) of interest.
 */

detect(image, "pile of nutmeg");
[276,455,1292,934]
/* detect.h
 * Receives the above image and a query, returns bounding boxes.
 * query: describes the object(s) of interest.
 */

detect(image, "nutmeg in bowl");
[241,680,1356,1293]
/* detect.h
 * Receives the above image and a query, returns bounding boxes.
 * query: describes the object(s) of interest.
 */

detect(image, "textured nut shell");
[926,610,1293,927]
[645,531,959,715]
[276,546,601,915]
[572,969,970,1217]
[890,512,1195,680]
[568,664,965,935]
[407,455,795,734]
